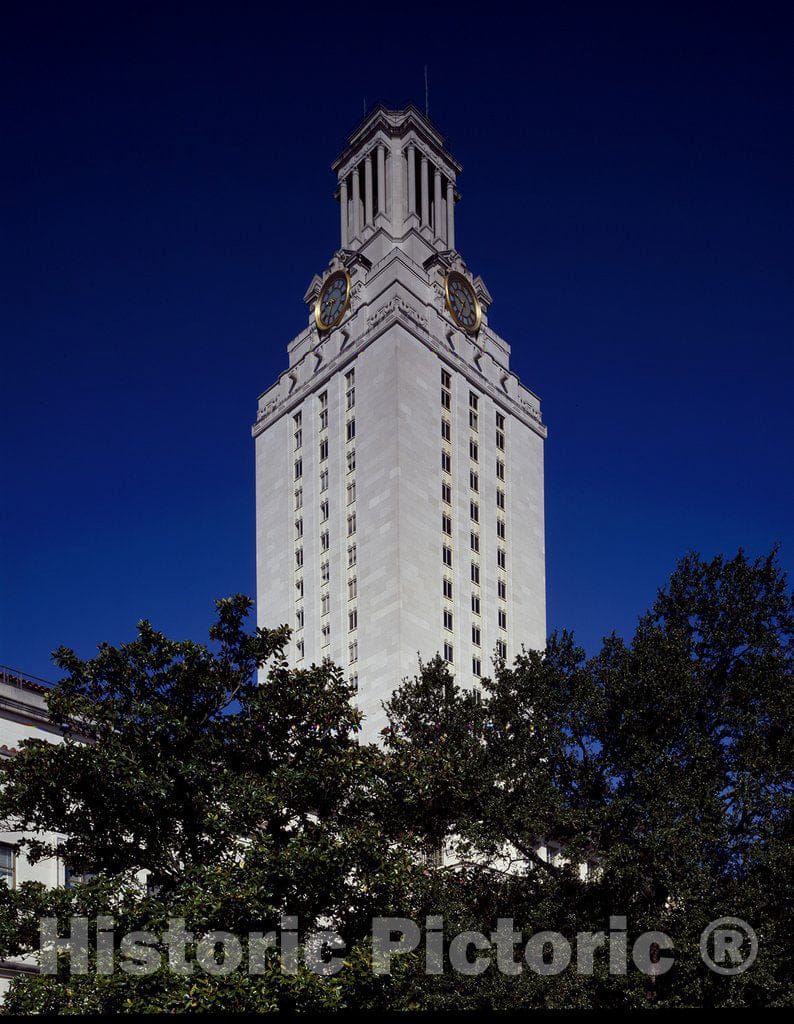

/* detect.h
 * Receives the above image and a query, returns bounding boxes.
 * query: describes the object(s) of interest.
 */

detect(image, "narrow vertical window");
[319,391,328,430]
[0,844,15,887]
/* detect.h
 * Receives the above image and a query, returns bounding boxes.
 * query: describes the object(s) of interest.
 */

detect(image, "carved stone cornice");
[332,104,462,176]
[255,275,545,442]
[366,295,428,335]
[337,249,372,273]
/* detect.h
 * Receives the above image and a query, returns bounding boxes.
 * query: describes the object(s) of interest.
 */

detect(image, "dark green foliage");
[381,548,794,1008]
[1,552,791,1011]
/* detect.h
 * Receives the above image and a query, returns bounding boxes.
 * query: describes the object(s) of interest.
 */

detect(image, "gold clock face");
[445,271,481,333]
[314,270,351,331]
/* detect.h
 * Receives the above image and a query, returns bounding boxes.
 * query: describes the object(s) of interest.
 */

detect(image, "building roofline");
[0,665,52,695]
[332,103,462,175]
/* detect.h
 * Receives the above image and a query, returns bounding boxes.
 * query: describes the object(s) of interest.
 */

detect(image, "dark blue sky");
[2,2,792,681]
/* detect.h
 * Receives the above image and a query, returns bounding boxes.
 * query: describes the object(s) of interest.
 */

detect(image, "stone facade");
[0,670,66,990]
[254,105,546,739]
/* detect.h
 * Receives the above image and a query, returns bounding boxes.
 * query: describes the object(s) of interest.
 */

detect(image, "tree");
[380,549,794,1008]
[1,550,792,1011]
[0,596,422,1012]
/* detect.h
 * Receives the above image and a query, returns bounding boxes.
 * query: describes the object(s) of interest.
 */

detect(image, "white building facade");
[253,105,546,738]
[0,668,70,990]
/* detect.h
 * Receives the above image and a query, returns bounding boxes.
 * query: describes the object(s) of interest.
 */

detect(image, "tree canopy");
[1,550,792,1011]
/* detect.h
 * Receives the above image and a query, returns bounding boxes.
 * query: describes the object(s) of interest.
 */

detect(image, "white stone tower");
[253,105,546,738]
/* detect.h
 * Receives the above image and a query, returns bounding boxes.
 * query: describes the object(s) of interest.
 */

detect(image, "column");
[406,144,416,216]
[377,144,386,218]
[391,139,404,231]
[351,164,361,239]
[339,176,348,247]
[434,167,442,240]
[364,153,373,226]
[446,180,455,250]
[421,155,429,226]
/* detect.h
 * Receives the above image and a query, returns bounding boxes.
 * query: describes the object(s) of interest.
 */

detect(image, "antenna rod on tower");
[424,65,429,118]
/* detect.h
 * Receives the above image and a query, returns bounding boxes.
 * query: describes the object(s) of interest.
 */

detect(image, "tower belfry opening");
[334,104,460,256]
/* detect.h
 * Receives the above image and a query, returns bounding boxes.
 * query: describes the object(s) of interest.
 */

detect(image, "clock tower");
[253,105,546,738]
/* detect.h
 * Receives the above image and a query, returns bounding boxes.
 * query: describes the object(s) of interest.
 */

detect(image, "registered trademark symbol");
[700,917,758,975]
